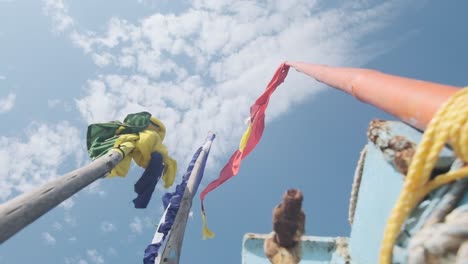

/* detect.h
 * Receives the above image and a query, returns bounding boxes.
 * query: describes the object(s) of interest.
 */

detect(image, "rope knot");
[380,88,468,263]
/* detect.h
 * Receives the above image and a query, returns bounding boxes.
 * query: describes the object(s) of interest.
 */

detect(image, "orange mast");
[285,61,460,131]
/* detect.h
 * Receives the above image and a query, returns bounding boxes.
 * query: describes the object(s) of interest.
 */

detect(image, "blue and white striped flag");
[143,133,215,264]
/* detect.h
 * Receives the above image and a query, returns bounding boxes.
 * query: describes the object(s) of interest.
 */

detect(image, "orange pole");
[286,61,460,131]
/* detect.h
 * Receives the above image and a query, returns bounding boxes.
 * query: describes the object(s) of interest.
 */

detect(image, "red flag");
[200,63,290,238]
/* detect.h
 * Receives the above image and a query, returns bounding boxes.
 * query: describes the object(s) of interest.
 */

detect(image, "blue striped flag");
[143,134,215,264]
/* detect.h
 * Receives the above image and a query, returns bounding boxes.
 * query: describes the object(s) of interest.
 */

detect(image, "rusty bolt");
[393,148,415,175]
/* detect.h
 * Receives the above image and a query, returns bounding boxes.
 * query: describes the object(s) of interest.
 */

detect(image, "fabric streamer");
[199,63,290,239]
[86,112,177,208]
[144,134,215,263]
[133,152,164,208]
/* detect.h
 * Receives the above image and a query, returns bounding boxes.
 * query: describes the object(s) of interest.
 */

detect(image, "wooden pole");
[0,150,123,243]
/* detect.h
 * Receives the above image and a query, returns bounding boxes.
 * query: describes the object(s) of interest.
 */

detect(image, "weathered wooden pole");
[159,133,215,264]
[0,149,124,244]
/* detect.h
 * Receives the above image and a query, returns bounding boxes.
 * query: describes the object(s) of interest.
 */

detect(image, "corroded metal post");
[0,150,123,244]
[264,189,306,264]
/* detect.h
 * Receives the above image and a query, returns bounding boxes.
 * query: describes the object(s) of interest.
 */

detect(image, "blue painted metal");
[348,142,404,263]
[349,121,458,263]
[241,120,467,263]
[242,233,349,264]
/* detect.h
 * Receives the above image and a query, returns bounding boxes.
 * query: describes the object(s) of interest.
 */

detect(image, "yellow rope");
[379,88,468,264]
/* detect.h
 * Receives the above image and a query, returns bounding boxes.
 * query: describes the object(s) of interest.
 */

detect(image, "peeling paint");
[367,119,416,175]
[335,237,352,264]
[393,146,416,175]
[243,235,350,263]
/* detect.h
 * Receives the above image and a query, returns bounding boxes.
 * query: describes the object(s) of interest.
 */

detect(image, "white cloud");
[92,52,114,67]
[0,121,84,201]
[47,99,61,108]
[47,99,73,112]
[42,232,56,245]
[65,257,88,264]
[41,0,411,180]
[87,249,104,264]
[52,221,63,230]
[69,236,77,242]
[84,180,106,197]
[64,212,77,226]
[0,92,15,113]
[0,75,5,80]
[100,221,116,233]
[59,197,75,210]
[42,0,74,32]
[106,247,118,257]
[142,216,155,228]
[129,216,143,234]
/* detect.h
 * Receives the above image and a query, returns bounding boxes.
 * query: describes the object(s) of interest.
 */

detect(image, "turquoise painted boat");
[242,63,467,264]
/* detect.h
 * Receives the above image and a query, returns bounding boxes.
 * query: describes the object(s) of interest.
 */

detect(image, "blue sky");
[0,1,467,263]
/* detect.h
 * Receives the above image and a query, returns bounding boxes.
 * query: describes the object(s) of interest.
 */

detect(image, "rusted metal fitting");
[264,189,305,264]
[367,119,416,175]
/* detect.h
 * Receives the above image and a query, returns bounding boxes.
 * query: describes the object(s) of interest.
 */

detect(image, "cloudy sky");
[0,0,467,263]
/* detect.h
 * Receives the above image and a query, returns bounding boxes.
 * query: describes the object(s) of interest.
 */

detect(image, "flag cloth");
[143,134,215,263]
[86,112,177,208]
[87,112,155,159]
[133,152,164,208]
[199,63,290,239]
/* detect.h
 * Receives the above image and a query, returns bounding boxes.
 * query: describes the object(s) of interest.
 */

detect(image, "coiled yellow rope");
[379,87,468,263]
